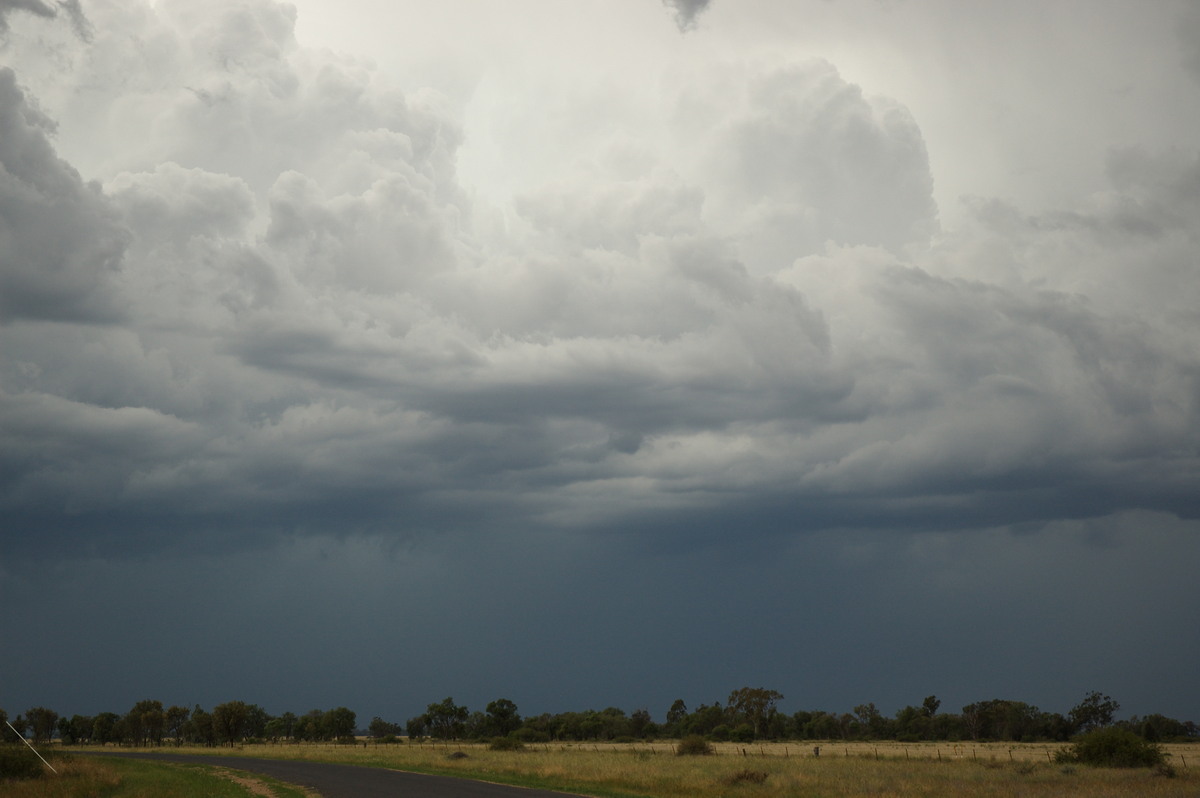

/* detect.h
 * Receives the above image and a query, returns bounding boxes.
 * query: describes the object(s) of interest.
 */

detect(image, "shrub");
[1055,727,1165,768]
[512,727,550,743]
[0,746,47,780]
[676,735,714,756]
[724,769,768,785]
[488,736,526,751]
[730,724,755,743]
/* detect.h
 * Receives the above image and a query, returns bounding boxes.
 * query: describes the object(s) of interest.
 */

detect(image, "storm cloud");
[662,0,712,31]
[2,0,1198,725]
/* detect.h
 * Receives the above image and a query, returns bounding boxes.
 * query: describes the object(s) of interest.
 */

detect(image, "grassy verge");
[1,753,314,798]
[65,740,1200,798]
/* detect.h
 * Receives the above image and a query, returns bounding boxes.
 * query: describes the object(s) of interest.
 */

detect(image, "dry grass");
[69,739,1200,798]
[0,756,121,798]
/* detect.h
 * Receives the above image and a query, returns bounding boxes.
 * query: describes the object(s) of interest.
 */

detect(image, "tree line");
[0,701,356,747]
[3,689,1196,748]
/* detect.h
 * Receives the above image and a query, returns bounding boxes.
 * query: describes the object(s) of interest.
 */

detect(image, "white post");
[5,720,58,774]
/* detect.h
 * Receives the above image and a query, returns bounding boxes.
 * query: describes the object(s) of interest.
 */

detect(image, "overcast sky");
[2,0,1199,727]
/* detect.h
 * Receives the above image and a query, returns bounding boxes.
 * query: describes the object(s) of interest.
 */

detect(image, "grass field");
[55,738,1200,798]
[0,752,315,798]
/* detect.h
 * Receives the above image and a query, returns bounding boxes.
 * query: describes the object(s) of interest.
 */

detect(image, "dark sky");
[2,0,1199,727]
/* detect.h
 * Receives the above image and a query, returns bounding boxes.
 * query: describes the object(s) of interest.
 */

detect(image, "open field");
[61,739,1200,798]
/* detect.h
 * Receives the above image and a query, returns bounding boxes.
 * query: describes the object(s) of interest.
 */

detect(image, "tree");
[92,712,120,745]
[323,707,356,741]
[368,716,401,738]
[962,699,1043,741]
[277,712,297,740]
[165,706,190,744]
[9,714,29,741]
[1069,691,1120,734]
[425,697,468,740]
[123,700,164,746]
[212,701,249,746]
[405,714,428,739]
[245,704,270,739]
[25,707,58,744]
[58,715,93,745]
[853,703,887,739]
[629,708,655,739]
[485,699,521,737]
[294,709,325,741]
[185,705,215,746]
[726,687,784,739]
[664,699,688,737]
[921,695,941,717]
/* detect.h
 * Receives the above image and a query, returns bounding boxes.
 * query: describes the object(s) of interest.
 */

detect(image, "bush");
[512,727,550,743]
[676,735,714,756]
[724,769,768,785]
[1055,727,1165,768]
[488,736,526,751]
[0,746,47,780]
[730,724,754,743]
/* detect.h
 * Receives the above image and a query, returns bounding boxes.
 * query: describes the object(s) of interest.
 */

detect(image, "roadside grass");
[72,739,1200,798]
[1,753,314,798]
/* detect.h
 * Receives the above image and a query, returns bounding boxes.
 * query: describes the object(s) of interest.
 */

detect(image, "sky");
[2,0,1199,728]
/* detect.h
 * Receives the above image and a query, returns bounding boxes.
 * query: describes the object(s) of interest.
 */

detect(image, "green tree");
[485,698,521,737]
[368,716,401,738]
[323,707,356,741]
[405,714,428,739]
[59,715,93,745]
[185,705,215,746]
[1069,691,1120,734]
[245,704,270,739]
[212,701,249,746]
[853,703,887,739]
[9,714,29,741]
[664,699,688,737]
[165,706,190,744]
[121,700,164,746]
[726,687,784,739]
[630,708,655,739]
[962,699,1043,741]
[295,710,325,741]
[92,712,120,745]
[425,697,468,740]
[277,711,298,740]
[25,707,58,744]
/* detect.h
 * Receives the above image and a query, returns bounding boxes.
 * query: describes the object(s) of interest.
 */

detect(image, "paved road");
[83,752,591,798]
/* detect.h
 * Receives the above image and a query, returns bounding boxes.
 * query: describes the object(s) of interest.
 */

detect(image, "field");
[0,752,314,798]
[48,738,1200,798]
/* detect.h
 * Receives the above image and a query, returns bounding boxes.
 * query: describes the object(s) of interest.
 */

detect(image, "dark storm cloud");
[3,21,1199,561]
[2,0,1199,728]
[0,69,126,323]
[662,0,712,31]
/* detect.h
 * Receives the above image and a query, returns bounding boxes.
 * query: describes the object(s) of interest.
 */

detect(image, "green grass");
[0,753,313,798]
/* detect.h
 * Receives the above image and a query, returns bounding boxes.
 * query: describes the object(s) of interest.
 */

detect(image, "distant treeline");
[3,689,1197,748]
